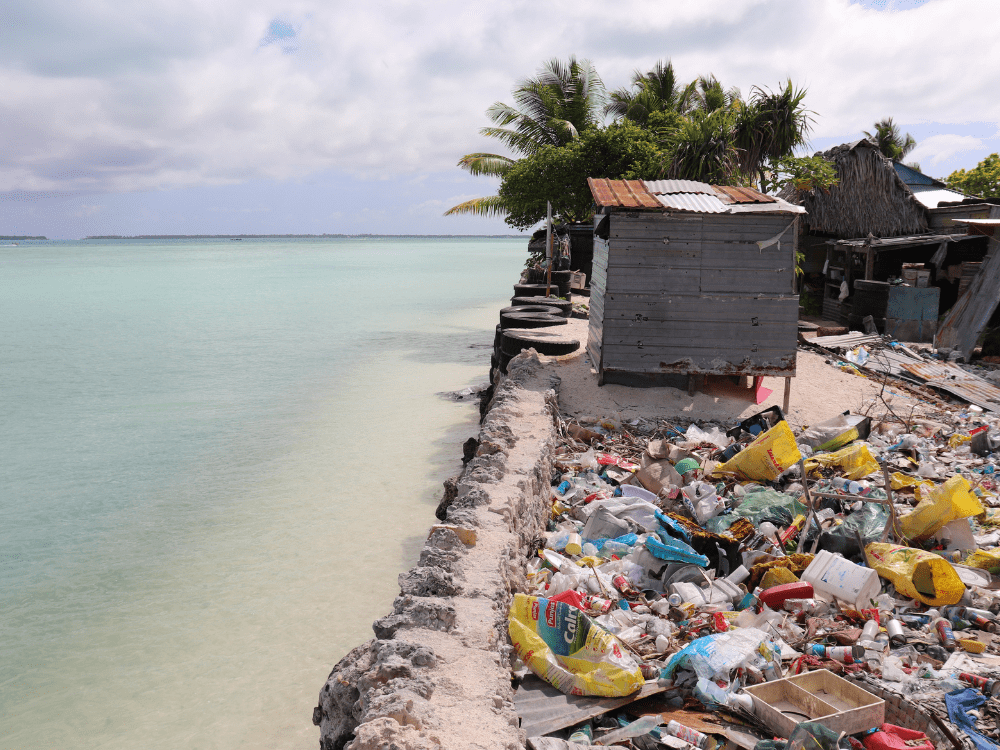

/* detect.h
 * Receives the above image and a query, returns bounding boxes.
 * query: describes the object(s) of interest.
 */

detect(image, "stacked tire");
[510,296,572,317]
[490,298,580,383]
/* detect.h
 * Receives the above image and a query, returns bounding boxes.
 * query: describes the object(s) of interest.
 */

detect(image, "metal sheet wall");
[594,212,799,377]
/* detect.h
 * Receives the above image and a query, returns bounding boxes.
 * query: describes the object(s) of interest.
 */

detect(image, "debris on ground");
[510,376,1000,749]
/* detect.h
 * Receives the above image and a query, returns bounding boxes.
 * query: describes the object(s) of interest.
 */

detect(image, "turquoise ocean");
[0,237,525,749]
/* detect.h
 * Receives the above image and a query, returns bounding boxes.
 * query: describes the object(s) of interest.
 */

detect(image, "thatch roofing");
[779,139,928,238]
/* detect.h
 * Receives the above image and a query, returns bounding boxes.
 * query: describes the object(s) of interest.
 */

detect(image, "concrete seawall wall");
[313,353,560,750]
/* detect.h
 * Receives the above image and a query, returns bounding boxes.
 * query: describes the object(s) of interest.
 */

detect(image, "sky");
[1,0,999,239]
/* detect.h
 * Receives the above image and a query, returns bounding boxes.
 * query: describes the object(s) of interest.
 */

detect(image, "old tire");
[501,328,581,357]
[500,304,561,317]
[510,296,572,316]
[499,312,567,330]
[513,283,555,298]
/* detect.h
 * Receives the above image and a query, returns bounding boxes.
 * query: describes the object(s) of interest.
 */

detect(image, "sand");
[543,316,926,430]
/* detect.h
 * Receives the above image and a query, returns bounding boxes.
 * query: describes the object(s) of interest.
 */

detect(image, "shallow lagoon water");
[0,237,524,749]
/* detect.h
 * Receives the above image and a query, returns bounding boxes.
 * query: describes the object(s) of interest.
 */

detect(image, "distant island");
[84,233,527,239]
[1,235,46,240]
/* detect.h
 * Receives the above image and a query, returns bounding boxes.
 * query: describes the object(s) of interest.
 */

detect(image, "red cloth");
[862,723,934,750]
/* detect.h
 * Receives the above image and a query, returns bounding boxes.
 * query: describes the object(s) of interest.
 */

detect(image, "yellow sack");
[964,550,1000,574]
[866,542,965,606]
[717,421,802,482]
[508,594,643,697]
[890,472,936,492]
[805,443,879,480]
[899,475,984,542]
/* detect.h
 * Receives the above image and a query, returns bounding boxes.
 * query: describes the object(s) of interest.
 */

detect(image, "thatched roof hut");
[780,139,928,238]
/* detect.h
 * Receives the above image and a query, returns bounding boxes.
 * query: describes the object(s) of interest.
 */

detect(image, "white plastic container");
[801,550,881,610]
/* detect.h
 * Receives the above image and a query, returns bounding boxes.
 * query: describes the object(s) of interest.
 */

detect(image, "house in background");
[780,139,997,339]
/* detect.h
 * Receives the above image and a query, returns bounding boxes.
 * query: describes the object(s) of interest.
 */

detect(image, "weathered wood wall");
[593,211,799,378]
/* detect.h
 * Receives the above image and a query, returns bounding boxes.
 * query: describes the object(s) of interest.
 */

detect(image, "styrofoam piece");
[801,549,881,610]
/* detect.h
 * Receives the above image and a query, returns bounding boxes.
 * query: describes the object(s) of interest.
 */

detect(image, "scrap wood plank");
[514,674,667,738]
[936,238,1000,360]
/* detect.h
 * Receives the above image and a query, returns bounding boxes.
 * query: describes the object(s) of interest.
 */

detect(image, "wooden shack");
[586,178,805,400]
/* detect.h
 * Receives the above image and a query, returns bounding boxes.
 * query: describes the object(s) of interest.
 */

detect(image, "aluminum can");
[959,672,1000,697]
[886,618,906,647]
[935,618,957,650]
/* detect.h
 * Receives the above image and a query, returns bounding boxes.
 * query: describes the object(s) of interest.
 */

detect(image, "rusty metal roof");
[954,218,1000,238]
[586,178,660,209]
[589,178,801,214]
[900,361,1000,412]
[713,185,776,204]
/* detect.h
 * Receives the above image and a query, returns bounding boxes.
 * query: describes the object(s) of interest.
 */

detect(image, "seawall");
[313,353,560,750]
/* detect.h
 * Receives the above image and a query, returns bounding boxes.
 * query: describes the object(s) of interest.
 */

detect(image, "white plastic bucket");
[801,549,881,609]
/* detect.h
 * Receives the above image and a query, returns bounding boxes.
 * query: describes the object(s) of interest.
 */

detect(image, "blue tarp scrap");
[945,688,999,750]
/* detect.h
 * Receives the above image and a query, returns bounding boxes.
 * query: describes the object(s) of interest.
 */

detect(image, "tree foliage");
[946,153,1000,198]
[448,57,816,227]
[864,117,916,161]
[446,57,605,217]
[497,122,665,229]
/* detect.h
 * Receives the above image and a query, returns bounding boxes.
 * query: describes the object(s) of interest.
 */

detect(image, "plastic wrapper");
[684,423,731,450]
[866,542,965,606]
[898,475,984,542]
[716,421,801,482]
[804,442,879,480]
[799,413,871,451]
[508,594,644,697]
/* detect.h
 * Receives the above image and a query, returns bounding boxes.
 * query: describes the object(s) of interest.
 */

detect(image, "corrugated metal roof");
[909,184,969,208]
[588,178,803,214]
[712,185,776,204]
[644,179,714,195]
[893,161,944,187]
[954,218,1000,238]
[654,191,730,213]
[587,177,661,209]
[514,674,667,738]
[900,361,1000,413]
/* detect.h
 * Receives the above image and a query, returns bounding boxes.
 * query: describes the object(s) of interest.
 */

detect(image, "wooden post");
[687,373,697,396]
[782,377,791,413]
[865,244,875,281]
[545,201,553,297]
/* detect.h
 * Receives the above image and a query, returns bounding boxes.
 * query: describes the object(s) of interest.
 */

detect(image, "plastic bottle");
[602,540,632,557]
[594,714,662,745]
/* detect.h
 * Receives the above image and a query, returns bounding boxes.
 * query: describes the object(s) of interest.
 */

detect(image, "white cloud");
[0,0,998,197]
[908,134,984,167]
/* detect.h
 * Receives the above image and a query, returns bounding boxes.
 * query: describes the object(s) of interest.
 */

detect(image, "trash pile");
[510,405,1000,749]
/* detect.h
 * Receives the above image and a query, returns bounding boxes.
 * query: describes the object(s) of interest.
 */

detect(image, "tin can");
[811,644,864,663]
[936,618,957,650]
[568,723,594,743]
[639,663,660,680]
[959,672,1000,697]
[612,575,638,598]
[665,720,711,749]
[582,595,613,614]
[886,618,906,647]
[967,612,997,632]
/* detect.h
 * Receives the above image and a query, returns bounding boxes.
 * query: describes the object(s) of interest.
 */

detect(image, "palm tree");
[864,117,916,161]
[732,79,813,187]
[686,75,741,114]
[663,109,740,183]
[605,60,690,126]
[446,57,606,217]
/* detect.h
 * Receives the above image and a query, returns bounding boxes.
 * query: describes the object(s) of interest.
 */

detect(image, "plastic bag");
[684,423,730,450]
[798,413,870,451]
[963,549,1000,573]
[661,627,771,681]
[508,594,644,697]
[865,543,965,606]
[716,421,801,482]
[805,443,879,480]
[705,487,806,533]
[899,475,985,542]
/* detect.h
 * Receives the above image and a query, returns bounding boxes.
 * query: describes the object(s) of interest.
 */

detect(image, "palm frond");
[443,195,508,218]
[456,153,515,177]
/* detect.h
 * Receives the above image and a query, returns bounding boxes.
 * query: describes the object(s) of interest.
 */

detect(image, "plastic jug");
[801,549,881,609]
